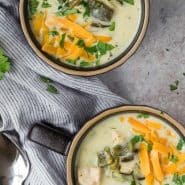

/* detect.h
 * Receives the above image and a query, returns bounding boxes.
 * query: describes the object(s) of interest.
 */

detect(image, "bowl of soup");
[19,0,149,76]
[66,105,185,185]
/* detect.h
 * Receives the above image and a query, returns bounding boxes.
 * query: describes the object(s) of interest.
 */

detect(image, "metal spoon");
[0,134,30,185]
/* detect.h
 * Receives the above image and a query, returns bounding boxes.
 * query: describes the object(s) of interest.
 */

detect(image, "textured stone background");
[100,0,185,124]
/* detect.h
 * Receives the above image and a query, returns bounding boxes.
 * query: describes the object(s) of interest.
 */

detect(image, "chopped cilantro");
[173,173,185,185]
[59,33,66,48]
[40,76,53,83]
[130,181,136,185]
[42,0,52,8]
[124,0,134,5]
[77,39,85,48]
[0,48,11,80]
[170,80,179,91]
[137,113,150,119]
[109,21,116,31]
[177,139,185,151]
[40,76,59,94]
[49,30,59,36]
[81,1,90,18]
[131,135,144,145]
[56,2,79,16]
[46,85,59,94]
[146,141,153,152]
[29,0,39,15]
[80,61,92,67]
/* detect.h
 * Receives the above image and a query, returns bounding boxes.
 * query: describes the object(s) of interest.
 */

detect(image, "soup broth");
[75,112,185,185]
[28,0,142,67]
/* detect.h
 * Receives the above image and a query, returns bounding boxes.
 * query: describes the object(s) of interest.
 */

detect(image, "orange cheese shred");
[95,35,112,43]
[146,173,154,185]
[139,143,151,176]
[128,117,150,134]
[67,14,78,22]
[145,120,163,130]
[150,150,164,182]
[45,16,96,45]
[153,142,171,155]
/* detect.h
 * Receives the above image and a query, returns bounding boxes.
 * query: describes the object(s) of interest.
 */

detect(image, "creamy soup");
[28,0,141,67]
[75,112,185,185]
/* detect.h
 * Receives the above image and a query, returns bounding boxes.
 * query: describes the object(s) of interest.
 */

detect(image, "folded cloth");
[0,1,128,184]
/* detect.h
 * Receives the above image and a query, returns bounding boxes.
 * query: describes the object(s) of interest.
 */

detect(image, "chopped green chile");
[112,142,133,156]
[97,147,113,167]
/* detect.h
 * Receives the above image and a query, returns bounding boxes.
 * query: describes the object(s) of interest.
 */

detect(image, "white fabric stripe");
[0,0,129,184]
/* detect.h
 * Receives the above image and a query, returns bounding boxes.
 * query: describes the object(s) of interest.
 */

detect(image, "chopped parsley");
[0,48,11,80]
[29,0,39,15]
[137,113,150,119]
[40,76,53,83]
[59,33,66,48]
[124,0,134,5]
[46,85,59,94]
[40,76,59,94]
[81,1,91,18]
[56,2,79,16]
[130,181,136,185]
[177,139,185,151]
[49,30,59,36]
[131,135,153,152]
[173,173,185,185]
[109,21,116,31]
[76,39,85,48]
[169,80,179,91]
[42,0,52,8]
[80,61,92,67]
[131,135,144,145]
[86,41,114,58]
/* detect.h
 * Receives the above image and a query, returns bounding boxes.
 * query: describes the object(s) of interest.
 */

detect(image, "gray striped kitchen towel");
[0,0,129,184]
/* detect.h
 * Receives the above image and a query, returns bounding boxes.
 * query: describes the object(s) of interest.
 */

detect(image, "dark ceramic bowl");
[19,0,150,76]
[28,105,185,185]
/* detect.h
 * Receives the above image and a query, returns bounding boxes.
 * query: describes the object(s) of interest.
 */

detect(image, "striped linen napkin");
[0,0,128,184]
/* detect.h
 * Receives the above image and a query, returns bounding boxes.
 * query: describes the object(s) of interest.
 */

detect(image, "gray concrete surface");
[100,0,185,124]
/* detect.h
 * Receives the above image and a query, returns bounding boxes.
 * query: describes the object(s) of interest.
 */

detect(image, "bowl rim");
[19,0,150,76]
[66,104,185,185]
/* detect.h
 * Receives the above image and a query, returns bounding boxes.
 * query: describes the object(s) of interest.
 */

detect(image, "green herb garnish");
[57,8,79,16]
[80,61,92,67]
[109,21,116,31]
[29,0,39,15]
[40,76,53,83]
[77,39,85,48]
[59,33,66,48]
[173,173,185,185]
[137,113,150,119]
[49,30,59,36]
[131,135,144,145]
[177,139,185,151]
[81,1,90,18]
[124,0,134,5]
[42,0,51,8]
[46,85,59,94]
[40,76,59,94]
[170,80,179,91]
[0,48,11,80]
[130,181,136,185]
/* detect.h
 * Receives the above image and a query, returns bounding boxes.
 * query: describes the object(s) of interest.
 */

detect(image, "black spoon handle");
[29,123,72,156]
